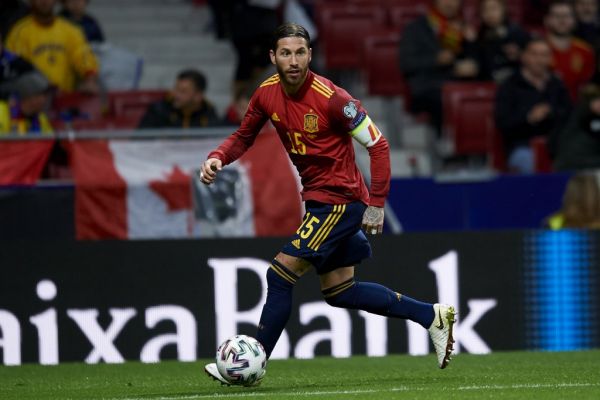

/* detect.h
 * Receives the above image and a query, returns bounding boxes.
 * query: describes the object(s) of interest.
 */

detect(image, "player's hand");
[199,158,222,185]
[362,206,384,235]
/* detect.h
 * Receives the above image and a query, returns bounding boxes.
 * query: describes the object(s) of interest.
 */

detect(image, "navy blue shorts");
[281,201,372,274]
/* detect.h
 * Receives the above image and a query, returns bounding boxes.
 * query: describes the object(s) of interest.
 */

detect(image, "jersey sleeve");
[328,90,391,207]
[208,91,269,165]
[328,90,383,147]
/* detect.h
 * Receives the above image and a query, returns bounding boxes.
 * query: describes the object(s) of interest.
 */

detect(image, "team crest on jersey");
[304,113,319,133]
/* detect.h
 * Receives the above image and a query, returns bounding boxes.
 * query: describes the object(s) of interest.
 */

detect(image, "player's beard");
[276,63,308,92]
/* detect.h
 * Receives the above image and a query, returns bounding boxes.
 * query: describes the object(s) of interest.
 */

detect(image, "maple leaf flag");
[69,129,302,239]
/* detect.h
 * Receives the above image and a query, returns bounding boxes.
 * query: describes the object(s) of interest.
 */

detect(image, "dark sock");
[256,260,299,358]
[323,278,435,328]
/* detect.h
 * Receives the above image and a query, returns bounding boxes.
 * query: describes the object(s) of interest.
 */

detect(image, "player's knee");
[266,260,299,289]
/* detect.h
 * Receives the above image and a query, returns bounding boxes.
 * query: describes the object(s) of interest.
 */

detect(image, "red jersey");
[208,71,391,207]
[549,38,595,101]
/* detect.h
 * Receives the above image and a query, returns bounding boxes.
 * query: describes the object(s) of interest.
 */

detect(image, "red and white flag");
[0,140,54,185]
[70,129,302,240]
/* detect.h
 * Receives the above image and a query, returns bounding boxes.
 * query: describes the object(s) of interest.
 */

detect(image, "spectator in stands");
[544,171,600,229]
[138,69,220,129]
[0,34,35,92]
[495,38,572,173]
[230,0,281,96]
[0,0,29,40]
[0,71,53,135]
[59,0,105,43]
[573,0,600,49]
[545,0,596,101]
[224,88,250,126]
[399,0,479,133]
[475,0,530,83]
[5,0,100,94]
[554,83,600,170]
[207,0,232,40]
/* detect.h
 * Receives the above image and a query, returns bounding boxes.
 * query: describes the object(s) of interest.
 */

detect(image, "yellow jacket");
[0,100,53,135]
[6,16,99,92]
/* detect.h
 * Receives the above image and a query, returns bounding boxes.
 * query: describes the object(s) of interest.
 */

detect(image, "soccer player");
[202,23,456,386]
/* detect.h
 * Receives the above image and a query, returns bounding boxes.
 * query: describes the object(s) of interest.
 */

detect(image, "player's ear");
[308,47,312,64]
[269,49,276,65]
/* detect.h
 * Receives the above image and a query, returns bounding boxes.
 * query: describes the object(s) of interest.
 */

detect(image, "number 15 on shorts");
[296,213,320,239]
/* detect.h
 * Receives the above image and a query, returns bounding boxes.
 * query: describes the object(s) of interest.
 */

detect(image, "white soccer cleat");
[428,303,456,369]
[204,362,266,387]
[204,363,231,386]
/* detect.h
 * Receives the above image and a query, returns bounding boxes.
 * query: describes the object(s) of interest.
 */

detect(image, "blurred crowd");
[2,0,600,177]
[0,0,225,136]
[399,0,600,173]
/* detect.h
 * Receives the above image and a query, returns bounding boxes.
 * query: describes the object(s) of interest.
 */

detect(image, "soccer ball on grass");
[216,335,267,386]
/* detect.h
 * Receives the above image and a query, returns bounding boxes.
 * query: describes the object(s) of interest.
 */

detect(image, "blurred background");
[0,0,599,366]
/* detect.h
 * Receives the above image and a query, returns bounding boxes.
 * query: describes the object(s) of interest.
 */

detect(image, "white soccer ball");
[216,335,267,386]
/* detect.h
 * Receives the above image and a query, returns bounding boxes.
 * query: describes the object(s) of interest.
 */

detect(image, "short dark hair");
[177,69,207,92]
[271,22,311,51]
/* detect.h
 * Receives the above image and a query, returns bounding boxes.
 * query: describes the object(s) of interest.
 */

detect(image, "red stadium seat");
[362,32,407,96]
[52,92,108,120]
[109,90,167,121]
[531,136,552,173]
[442,82,506,169]
[53,90,167,130]
[487,116,507,171]
[70,116,141,130]
[389,2,428,33]
[463,0,524,26]
[317,4,387,69]
[506,0,525,25]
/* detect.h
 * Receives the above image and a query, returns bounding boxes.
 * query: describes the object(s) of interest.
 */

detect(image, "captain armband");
[349,115,383,148]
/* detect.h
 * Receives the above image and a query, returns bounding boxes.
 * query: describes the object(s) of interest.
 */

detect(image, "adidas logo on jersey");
[271,113,280,122]
[292,239,301,249]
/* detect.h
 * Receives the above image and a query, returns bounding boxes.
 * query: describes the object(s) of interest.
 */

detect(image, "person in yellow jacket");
[0,71,53,135]
[545,172,600,230]
[5,0,99,93]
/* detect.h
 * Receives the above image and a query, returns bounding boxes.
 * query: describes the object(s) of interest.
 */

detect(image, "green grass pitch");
[1,350,599,400]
